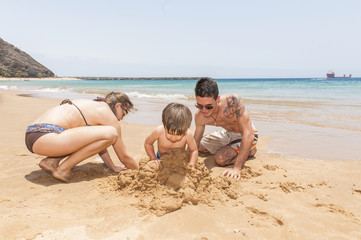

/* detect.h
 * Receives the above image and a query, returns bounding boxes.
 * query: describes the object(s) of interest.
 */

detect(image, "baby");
[144,102,198,168]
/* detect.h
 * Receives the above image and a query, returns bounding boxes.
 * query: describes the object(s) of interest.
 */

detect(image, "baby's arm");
[186,130,198,168]
[144,126,162,160]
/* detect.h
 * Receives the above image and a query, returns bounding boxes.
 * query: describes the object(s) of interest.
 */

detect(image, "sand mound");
[117,149,247,216]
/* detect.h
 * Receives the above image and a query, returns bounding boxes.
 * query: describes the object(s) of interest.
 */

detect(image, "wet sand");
[0,90,361,239]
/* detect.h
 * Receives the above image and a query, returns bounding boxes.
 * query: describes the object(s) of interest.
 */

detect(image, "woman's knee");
[103,126,118,143]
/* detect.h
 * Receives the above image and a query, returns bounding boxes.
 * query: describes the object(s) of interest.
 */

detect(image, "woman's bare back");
[32,99,112,129]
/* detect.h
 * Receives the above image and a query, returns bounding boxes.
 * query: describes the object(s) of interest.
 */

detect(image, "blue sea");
[1,77,361,161]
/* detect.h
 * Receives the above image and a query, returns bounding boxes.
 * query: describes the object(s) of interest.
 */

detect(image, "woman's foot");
[51,169,71,183]
[39,157,64,174]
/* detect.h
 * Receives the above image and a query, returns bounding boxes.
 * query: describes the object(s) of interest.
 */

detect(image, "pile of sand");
[116,149,260,216]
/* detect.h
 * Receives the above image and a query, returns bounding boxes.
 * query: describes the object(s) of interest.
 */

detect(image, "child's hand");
[188,162,196,169]
[148,159,162,170]
[149,159,161,165]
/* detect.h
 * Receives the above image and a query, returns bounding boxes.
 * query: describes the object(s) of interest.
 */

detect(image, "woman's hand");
[113,166,127,173]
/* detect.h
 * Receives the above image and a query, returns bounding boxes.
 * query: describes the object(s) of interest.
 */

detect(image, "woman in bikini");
[25,92,139,182]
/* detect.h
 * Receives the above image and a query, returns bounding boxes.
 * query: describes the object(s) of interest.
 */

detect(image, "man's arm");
[232,111,254,170]
[222,95,253,179]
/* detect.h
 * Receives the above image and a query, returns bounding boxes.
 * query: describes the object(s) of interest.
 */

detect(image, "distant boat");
[326,71,351,78]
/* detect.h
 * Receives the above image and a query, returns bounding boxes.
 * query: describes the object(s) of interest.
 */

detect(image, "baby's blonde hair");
[162,102,192,135]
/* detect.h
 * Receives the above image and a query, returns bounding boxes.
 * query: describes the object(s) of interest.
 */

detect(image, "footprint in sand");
[16,153,31,157]
[279,181,305,194]
[246,207,283,226]
[263,164,278,171]
[352,189,361,195]
[313,203,359,223]
[0,198,11,203]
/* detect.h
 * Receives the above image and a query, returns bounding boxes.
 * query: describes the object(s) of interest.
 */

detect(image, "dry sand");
[0,90,361,240]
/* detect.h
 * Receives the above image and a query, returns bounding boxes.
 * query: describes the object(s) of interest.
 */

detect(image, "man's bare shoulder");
[221,93,243,102]
[221,94,245,119]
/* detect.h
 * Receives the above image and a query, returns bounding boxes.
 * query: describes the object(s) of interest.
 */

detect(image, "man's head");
[195,77,219,100]
[195,78,220,117]
[162,102,192,137]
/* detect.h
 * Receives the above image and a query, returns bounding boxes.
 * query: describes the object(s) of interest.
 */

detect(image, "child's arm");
[144,126,162,160]
[186,130,198,168]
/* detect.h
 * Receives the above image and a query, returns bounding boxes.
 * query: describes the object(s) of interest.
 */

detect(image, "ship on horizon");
[327,71,351,78]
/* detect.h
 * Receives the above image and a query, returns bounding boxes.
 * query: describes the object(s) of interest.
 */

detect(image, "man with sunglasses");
[194,77,258,180]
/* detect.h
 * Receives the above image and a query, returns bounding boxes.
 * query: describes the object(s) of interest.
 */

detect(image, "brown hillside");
[0,37,54,78]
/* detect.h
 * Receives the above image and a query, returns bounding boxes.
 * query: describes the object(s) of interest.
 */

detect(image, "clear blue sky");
[1,0,360,78]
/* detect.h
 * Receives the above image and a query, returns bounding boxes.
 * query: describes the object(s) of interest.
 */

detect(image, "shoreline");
[1,88,359,162]
[0,76,202,81]
[0,90,361,239]
[0,89,360,165]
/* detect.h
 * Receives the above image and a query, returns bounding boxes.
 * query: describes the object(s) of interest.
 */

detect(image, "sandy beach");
[1,90,361,240]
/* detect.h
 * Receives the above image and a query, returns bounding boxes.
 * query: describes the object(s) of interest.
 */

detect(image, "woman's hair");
[162,102,192,136]
[95,92,134,115]
[195,77,219,100]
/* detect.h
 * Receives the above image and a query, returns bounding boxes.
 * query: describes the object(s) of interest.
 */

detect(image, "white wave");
[32,87,71,93]
[0,85,18,90]
[127,91,187,100]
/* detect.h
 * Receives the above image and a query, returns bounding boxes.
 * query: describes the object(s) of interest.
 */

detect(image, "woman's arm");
[99,149,126,172]
[112,134,139,169]
[96,104,139,170]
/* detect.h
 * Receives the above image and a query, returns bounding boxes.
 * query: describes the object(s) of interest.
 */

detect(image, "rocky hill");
[0,37,54,78]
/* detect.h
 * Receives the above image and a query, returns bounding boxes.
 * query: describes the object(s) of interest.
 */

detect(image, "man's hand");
[222,168,241,180]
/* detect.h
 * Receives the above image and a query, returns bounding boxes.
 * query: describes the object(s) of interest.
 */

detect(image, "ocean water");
[1,78,361,161]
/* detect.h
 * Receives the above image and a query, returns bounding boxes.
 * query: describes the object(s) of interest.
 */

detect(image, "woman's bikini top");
[60,99,91,126]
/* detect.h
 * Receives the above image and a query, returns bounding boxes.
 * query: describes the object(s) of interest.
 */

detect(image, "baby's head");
[162,102,192,140]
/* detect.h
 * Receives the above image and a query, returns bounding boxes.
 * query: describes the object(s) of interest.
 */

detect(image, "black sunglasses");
[121,105,128,116]
[195,103,214,110]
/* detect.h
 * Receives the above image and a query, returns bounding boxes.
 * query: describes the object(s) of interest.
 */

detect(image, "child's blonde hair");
[162,102,192,136]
